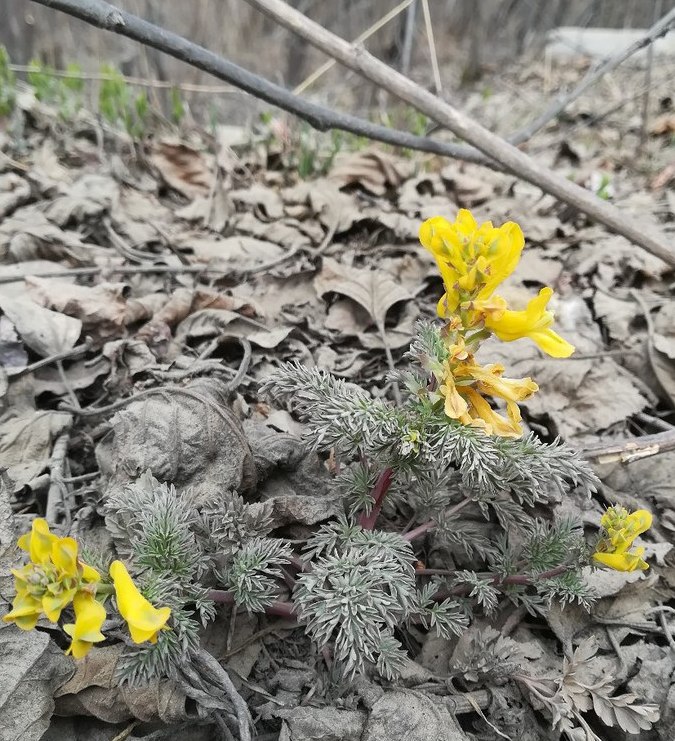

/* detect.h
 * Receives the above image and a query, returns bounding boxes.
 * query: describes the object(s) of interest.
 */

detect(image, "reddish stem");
[207,589,297,620]
[358,467,394,530]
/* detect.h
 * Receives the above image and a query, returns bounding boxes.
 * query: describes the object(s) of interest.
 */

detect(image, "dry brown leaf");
[649,113,675,136]
[0,316,28,375]
[0,173,31,220]
[0,208,100,265]
[150,140,213,200]
[176,187,233,233]
[231,184,285,220]
[283,179,359,232]
[134,288,257,348]
[0,293,82,357]
[0,405,72,489]
[441,164,493,207]
[175,308,292,349]
[235,211,313,250]
[97,378,256,507]
[185,235,285,269]
[314,257,412,338]
[54,645,193,724]
[26,277,128,343]
[0,625,73,741]
[328,148,412,195]
[44,174,119,226]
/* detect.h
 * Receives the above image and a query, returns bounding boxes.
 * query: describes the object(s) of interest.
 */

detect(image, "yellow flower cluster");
[419,210,575,437]
[3,519,171,658]
[593,506,652,572]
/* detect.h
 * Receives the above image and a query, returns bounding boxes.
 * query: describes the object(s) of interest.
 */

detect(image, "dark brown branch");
[29,0,495,168]
[244,0,675,268]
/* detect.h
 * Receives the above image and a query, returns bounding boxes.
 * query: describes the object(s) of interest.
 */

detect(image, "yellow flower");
[593,549,648,573]
[484,287,575,358]
[17,517,57,565]
[437,357,538,438]
[420,210,524,318]
[3,519,101,629]
[593,507,652,572]
[110,560,171,644]
[63,591,107,659]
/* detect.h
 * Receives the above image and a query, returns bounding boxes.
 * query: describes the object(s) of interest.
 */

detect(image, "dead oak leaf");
[314,257,412,335]
[149,140,213,200]
[26,277,128,343]
[0,293,81,357]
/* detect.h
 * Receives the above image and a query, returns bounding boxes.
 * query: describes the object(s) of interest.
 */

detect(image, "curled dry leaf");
[230,184,285,221]
[53,645,195,724]
[96,378,256,507]
[0,315,28,375]
[185,235,286,270]
[175,308,291,349]
[0,208,99,265]
[135,288,257,347]
[0,625,73,741]
[0,294,82,357]
[328,148,412,196]
[26,277,128,343]
[150,140,214,200]
[44,174,119,226]
[0,407,72,488]
[0,173,32,220]
[649,301,675,406]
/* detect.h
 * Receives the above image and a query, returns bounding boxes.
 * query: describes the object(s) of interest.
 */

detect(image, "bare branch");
[583,430,675,465]
[29,0,494,168]
[244,0,675,268]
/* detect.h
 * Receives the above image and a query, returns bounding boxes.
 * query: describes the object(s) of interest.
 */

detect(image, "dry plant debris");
[1,51,675,741]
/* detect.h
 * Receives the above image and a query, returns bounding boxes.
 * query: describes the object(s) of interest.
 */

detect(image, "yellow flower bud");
[110,561,171,644]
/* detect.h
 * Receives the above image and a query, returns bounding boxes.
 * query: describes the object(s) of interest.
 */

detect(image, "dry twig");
[582,429,675,465]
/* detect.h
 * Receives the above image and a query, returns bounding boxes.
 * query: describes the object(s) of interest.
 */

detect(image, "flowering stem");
[403,497,473,542]
[358,467,394,531]
[207,590,297,620]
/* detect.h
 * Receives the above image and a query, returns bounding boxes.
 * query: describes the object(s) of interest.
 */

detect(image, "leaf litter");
[0,56,674,741]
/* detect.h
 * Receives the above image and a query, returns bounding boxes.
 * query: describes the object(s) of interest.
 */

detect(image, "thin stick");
[582,429,675,465]
[293,0,415,95]
[244,0,675,268]
[639,1,663,151]
[0,263,228,285]
[400,0,417,75]
[420,0,441,94]
[29,0,496,169]
[12,342,90,377]
[45,432,71,525]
